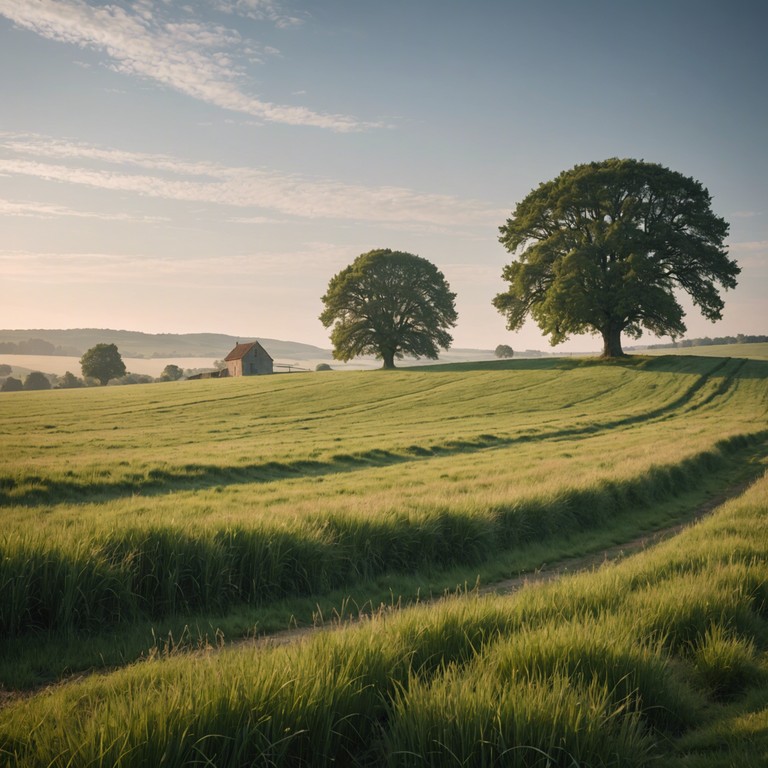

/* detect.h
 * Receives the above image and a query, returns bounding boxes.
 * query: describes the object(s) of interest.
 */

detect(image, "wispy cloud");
[227,215,291,224]
[213,0,305,28]
[0,197,167,222]
[0,133,505,229]
[0,242,346,283]
[0,0,371,131]
[0,250,149,284]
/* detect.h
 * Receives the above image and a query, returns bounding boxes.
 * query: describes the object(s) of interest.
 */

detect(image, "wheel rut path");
[246,474,756,651]
[0,474,756,710]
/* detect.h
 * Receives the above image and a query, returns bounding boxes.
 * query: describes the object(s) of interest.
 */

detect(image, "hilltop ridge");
[0,328,330,360]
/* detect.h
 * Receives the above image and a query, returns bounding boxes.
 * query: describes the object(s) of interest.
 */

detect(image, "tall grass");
[386,668,652,767]
[2,471,767,767]
[0,432,760,638]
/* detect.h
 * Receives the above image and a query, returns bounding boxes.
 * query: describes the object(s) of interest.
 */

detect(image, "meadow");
[644,341,768,361]
[1,353,767,765]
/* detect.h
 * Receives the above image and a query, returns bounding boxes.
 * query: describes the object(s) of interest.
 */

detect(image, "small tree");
[1,376,23,392]
[24,371,52,390]
[315,363,332,371]
[59,371,84,389]
[495,344,514,359]
[160,364,184,381]
[320,248,458,369]
[80,343,126,386]
[0,364,12,376]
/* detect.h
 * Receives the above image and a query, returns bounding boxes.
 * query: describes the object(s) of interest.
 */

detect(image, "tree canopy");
[1,376,23,392]
[160,364,184,381]
[80,343,126,386]
[320,249,458,369]
[24,371,51,390]
[59,371,84,389]
[493,159,739,357]
[494,344,514,359]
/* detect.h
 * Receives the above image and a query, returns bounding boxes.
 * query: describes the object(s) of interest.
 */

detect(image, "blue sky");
[1,0,765,353]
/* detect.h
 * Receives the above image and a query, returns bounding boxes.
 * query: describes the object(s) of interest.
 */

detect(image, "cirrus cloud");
[0,133,505,230]
[0,196,167,222]
[0,0,373,131]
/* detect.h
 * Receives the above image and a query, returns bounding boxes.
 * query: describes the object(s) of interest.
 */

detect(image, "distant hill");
[0,329,330,361]
[0,329,524,366]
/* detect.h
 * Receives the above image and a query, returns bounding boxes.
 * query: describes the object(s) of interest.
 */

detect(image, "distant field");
[0,354,222,378]
[0,348,501,377]
[1,354,767,765]
[643,341,768,360]
[0,327,503,371]
[3,342,767,381]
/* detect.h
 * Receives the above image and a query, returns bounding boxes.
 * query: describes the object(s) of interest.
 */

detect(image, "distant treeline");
[0,338,81,356]
[645,334,768,350]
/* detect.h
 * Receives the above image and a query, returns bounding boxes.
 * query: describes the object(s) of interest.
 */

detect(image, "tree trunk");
[381,350,396,369]
[600,325,625,358]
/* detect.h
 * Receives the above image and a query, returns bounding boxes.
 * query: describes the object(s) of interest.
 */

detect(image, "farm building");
[224,341,274,376]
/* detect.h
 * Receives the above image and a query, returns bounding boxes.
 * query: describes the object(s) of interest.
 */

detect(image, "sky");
[0,0,766,354]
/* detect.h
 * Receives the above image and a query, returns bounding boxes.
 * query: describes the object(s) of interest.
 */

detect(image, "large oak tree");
[320,249,458,369]
[493,159,739,357]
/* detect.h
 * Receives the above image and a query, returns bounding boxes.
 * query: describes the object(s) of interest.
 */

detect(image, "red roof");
[224,341,273,361]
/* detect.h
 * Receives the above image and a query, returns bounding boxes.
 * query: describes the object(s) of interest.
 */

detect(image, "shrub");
[111,373,154,385]
[160,364,184,381]
[58,371,84,388]
[23,371,52,390]
[1,376,23,392]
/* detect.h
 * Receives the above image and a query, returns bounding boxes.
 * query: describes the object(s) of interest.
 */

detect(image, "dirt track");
[0,474,756,708]
[244,474,757,651]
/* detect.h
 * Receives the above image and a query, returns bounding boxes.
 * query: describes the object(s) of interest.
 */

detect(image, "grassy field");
[1,354,767,765]
[643,341,768,360]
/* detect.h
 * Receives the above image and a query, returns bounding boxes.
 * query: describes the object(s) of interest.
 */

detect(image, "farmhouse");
[224,341,274,376]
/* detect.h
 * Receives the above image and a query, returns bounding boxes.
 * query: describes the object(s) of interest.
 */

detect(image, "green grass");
[0,357,766,643]
[0,432,761,639]
[2,355,764,502]
[1,467,766,767]
[1,354,768,764]
[644,342,768,360]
